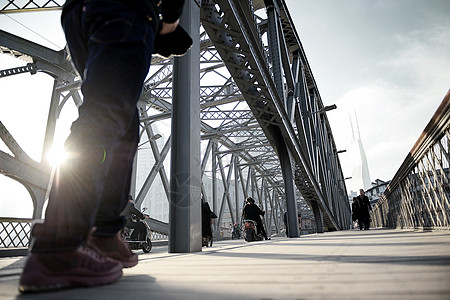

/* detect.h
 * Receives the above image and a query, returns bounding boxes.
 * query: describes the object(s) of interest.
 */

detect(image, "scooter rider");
[121,195,146,241]
[242,197,269,240]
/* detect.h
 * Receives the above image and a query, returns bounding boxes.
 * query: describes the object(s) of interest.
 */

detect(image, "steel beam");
[169,1,202,253]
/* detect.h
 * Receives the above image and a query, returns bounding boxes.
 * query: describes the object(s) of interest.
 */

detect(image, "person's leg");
[137,222,147,240]
[129,222,141,240]
[364,216,370,230]
[32,0,155,252]
[93,112,140,237]
[20,0,154,291]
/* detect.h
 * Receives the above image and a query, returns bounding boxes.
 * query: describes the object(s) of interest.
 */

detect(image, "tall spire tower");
[348,113,371,192]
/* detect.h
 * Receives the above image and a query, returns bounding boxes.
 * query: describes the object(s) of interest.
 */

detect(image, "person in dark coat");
[120,195,146,240]
[201,201,217,246]
[242,197,269,240]
[357,189,372,230]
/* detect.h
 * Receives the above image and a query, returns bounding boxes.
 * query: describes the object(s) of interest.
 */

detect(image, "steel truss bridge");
[0,0,352,252]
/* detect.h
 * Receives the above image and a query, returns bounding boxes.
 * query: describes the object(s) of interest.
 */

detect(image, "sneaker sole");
[19,265,123,293]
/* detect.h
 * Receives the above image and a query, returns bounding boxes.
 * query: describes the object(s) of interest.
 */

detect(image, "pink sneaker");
[19,245,122,293]
[89,232,138,268]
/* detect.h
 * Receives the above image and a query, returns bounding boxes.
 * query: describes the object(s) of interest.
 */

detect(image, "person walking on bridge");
[357,189,372,230]
[19,0,189,293]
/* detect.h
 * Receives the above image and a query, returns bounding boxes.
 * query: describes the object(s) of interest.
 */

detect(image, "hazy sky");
[1,0,450,216]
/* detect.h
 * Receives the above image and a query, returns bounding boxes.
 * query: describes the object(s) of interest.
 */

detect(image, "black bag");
[153,24,193,59]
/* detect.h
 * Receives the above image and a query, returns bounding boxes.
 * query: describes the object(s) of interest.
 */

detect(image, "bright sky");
[1,0,450,217]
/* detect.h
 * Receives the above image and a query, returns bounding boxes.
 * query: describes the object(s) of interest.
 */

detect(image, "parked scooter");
[242,219,263,242]
[122,208,152,253]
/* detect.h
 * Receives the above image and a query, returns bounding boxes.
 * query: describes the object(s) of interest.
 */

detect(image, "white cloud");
[387,25,450,95]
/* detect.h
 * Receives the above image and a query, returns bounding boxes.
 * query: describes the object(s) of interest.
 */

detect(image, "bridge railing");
[0,218,32,249]
[0,217,168,253]
[372,91,450,229]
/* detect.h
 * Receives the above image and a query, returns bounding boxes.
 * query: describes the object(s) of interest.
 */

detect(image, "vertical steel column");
[250,167,255,199]
[271,128,299,238]
[212,141,218,234]
[296,62,324,232]
[234,156,239,224]
[36,78,64,218]
[266,1,284,104]
[297,62,314,167]
[266,0,299,238]
[289,54,300,122]
[129,153,137,198]
[310,200,324,233]
[263,179,270,235]
[169,1,201,253]
[40,78,62,165]
[31,188,47,219]
[272,189,280,231]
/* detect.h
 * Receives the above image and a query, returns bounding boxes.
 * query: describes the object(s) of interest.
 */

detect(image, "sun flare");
[46,146,68,167]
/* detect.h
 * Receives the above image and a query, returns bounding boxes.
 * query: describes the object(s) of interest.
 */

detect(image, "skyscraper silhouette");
[348,113,371,192]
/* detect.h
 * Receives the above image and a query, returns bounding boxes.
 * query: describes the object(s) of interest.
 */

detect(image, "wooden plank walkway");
[0,228,449,299]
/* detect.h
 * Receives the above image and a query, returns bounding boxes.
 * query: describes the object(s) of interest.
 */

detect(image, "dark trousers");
[357,216,370,230]
[361,216,370,229]
[256,220,268,239]
[32,0,155,252]
[128,222,147,241]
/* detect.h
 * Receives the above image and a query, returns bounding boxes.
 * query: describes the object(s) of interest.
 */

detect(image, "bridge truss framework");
[0,0,351,251]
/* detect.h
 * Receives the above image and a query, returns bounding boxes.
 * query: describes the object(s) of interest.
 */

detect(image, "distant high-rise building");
[135,123,170,222]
